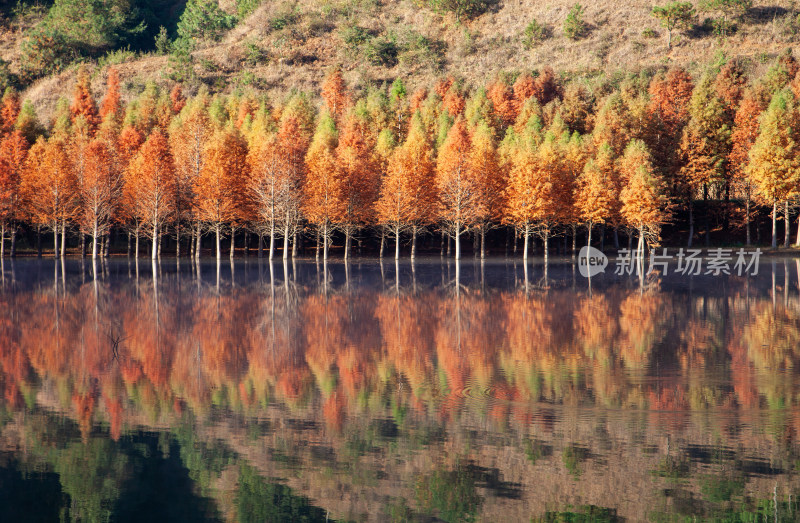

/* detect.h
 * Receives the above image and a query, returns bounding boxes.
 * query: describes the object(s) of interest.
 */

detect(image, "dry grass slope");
[5,0,800,120]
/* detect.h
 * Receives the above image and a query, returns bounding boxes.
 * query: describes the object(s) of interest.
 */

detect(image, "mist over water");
[1,256,800,521]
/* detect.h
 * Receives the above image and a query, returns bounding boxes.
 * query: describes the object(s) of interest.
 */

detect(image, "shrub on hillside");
[522,18,548,48]
[563,4,587,40]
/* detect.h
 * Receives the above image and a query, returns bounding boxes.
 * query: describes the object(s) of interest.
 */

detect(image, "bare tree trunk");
[440,232,445,256]
[127,232,132,257]
[92,225,98,259]
[587,222,592,247]
[323,222,329,260]
[283,222,290,260]
[176,226,181,258]
[230,228,235,259]
[216,223,221,260]
[135,230,140,259]
[785,200,791,248]
[772,201,777,248]
[379,229,385,258]
[315,229,320,260]
[195,224,202,259]
[269,223,275,260]
[244,231,249,257]
[411,225,417,260]
[257,234,263,258]
[81,233,86,258]
[152,223,158,260]
[292,231,298,258]
[480,226,486,259]
[61,223,66,257]
[543,229,549,265]
[53,223,59,259]
[344,229,351,260]
[746,198,751,246]
[523,223,529,261]
[0,223,4,258]
[395,224,401,260]
[455,223,461,260]
[10,226,16,257]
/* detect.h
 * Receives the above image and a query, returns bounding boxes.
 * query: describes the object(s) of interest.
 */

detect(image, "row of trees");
[2,55,800,261]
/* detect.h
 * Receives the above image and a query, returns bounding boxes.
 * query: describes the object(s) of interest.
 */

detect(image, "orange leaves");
[99,68,122,122]
[619,140,669,233]
[194,127,249,227]
[125,130,176,240]
[21,137,77,229]
[336,111,379,231]
[303,113,344,233]
[376,116,436,229]
[435,118,484,233]
[0,130,28,223]
[321,69,350,120]
[70,67,99,134]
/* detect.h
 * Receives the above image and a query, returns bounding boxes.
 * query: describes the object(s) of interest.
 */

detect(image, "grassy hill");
[2,0,800,119]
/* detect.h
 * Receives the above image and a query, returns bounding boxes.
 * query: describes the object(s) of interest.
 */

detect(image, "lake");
[1,256,799,521]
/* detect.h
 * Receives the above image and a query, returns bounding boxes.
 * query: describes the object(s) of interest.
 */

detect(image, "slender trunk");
[151,223,158,260]
[440,232,445,256]
[135,230,140,259]
[216,223,221,260]
[480,226,486,259]
[81,233,86,258]
[344,229,350,260]
[105,232,111,257]
[257,233,263,258]
[244,231,249,257]
[53,223,58,259]
[543,229,549,265]
[785,200,791,248]
[380,229,385,258]
[411,225,417,260]
[127,232,132,257]
[60,223,66,257]
[772,201,777,248]
[269,223,275,260]
[746,198,751,246]
[395,224,400,260]
[447,233,451,257]
[10,227,16,257]
[292,231,298,258]
[587,222,592,247]
[796,211,800,247]
[196,224,202,259]
[283,222,290,260]
[0,223,4,258]
[323,222,329,260]
[92,225,98,259]
[523,223,529,261]
[454,222,461,260]
[36,226,42,258]
[230,228,235,259]
[571,226,576,257]
[315,229,320,260]
[638,228,645,259]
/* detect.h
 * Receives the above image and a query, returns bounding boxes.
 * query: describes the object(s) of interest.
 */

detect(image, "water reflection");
[2,258,800,521]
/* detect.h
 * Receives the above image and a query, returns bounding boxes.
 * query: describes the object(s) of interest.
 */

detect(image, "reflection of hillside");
[2,261,800,520]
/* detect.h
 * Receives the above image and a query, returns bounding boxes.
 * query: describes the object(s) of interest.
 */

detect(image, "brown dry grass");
[5,0,800,121]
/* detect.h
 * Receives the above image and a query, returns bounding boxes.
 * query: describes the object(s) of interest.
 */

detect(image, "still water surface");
[1,256,800,521]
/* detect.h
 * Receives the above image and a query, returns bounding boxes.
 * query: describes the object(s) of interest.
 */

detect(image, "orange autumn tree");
[336,108,379,259]
[435,117,484,259]
[468,119,503,258]
[170,96,212,258]
[247,121,284,259]
[78,139,119,259]
[576,142,618,247]
[0,88,21,136]
[21,137,77,257]
[321,69,350,121]
[195,126,249,260]
[729,87,767,245]
[70,66,99,135]
[303,112,343,261]
[125,130,176,259]
[619,139,670,257]
[376,113,436,259]
[0,130,27,256]
[506,132,567,263]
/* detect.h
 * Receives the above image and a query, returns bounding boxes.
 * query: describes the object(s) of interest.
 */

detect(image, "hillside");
[2,0,800,119]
